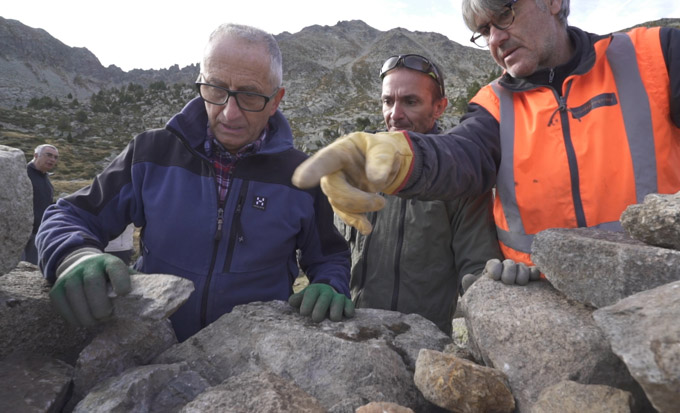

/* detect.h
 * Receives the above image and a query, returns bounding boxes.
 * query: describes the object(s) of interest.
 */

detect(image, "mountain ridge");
[0,16,678,184]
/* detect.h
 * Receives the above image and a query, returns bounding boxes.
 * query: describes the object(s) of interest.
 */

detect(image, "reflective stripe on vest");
[494,32,658,254]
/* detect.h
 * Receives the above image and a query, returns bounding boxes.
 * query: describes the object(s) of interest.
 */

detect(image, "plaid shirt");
[204,125,266,205]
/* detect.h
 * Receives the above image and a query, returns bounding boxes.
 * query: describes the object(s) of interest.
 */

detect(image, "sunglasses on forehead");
[379,54,446,97]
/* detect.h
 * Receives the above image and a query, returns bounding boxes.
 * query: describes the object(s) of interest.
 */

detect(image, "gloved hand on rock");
[288,283,355,322]
[49,248,132,327]
[292,131,414,234]
[461,258,541,292]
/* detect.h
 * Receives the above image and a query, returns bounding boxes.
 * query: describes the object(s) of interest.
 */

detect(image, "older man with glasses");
[36,23,353,342]
[22,144,59,265]
[336,54,501,334]
[294,0,680,288]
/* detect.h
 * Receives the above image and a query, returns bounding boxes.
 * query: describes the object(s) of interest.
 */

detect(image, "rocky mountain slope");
[0,17,499,183]
[1,16,678,184]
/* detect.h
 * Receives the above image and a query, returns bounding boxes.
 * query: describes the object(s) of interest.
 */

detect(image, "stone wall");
[1,145,678,412]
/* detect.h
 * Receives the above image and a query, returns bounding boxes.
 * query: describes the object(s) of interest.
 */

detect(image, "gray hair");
[462,0,570,31]
[202,23,283,88]
[34,144,57,155]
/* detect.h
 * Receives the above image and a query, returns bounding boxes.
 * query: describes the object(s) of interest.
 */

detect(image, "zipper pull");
[234,195,245,243]
[548,68,555,84]
[215,207,224,241]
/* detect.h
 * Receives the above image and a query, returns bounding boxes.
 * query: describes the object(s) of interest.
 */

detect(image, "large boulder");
[531,380,633,413]
[0,262,92,364]
[414,348,515,413]
[620,191,680,250]
[531,228,680,308]
[460,277,649,412]
[593,280,680,413]
[0,351,73,413]
[154,301,451,412]
[0,145,33,275]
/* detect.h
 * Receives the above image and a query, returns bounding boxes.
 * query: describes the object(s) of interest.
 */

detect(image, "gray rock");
[444,318,474,361]
[355,402,414,413]
[0,351,73,413]
[531,227,680,308]
[180,370,327,413]
[155,300,451,412]
[112,273,195,321]
[414,349,515,413]
[460,277,648,412]
[0,263,92,364]
[621,192,680,250]
[0,145,33,276]
[593,281,680,413]
[531,380,633,413]
[72,319,177,404]
[74,363,209,413]
[70,273,194,403]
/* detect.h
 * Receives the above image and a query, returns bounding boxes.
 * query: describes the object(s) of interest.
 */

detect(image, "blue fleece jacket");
[36,97,351,341]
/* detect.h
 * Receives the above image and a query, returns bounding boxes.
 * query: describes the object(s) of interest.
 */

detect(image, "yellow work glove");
[292,131,414,234]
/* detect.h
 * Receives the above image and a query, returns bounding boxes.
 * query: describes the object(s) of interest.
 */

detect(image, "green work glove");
[49,249,132,327]
[288,283,355,322]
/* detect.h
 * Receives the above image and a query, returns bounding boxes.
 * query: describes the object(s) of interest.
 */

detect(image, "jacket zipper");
[552,80,587,227]
[200,196,224,329]
[164,127,228,330]
[390,198,407,310]
[223,183,248,272]
[358,210,379,291]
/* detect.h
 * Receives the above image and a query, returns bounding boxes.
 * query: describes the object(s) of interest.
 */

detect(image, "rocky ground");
[2,144,680,412]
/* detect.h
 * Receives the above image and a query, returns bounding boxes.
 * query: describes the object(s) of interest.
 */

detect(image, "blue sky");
[4,0,679,71]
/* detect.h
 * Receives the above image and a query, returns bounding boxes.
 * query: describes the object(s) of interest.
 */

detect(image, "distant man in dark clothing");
[22,144,58,264]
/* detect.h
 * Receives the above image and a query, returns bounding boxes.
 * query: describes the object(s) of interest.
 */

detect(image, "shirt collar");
[204,123,267,158]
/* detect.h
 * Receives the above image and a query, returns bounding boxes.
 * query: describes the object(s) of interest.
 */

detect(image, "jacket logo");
[570,93,618,120]
[253,196,267,211]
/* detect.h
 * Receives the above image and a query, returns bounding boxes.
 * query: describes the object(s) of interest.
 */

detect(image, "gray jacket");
[338,127,502,335]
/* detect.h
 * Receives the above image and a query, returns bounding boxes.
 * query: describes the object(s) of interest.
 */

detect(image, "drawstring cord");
[547,79,579,126]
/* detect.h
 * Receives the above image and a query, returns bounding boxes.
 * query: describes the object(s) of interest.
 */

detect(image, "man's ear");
[268,87,286,115]
[434,97,449,119]
[549,0,562,15]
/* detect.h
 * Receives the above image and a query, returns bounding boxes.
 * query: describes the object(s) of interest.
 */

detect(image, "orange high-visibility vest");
[470,27,680,265]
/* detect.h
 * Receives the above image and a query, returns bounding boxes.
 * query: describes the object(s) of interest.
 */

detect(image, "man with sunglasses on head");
[294,0,680,288]
[36,23,353,342]
[337,54,501,334]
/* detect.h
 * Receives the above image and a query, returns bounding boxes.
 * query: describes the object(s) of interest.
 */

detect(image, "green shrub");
[75,110,88,122]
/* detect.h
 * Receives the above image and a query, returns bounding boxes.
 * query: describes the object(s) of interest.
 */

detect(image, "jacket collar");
[498,26,606,92]
[166,96,294,155]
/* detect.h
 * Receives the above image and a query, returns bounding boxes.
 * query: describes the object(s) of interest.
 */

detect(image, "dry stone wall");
[1,146,679,412]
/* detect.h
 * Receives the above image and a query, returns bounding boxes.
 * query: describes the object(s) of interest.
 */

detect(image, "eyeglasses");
[470,0,518,48]
[379,54,446,97]
[195,80,278,112]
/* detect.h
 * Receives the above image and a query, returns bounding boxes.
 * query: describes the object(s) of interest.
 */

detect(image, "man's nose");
[391,102,405,119]
[487,25,510,48]
[220,96,242,118]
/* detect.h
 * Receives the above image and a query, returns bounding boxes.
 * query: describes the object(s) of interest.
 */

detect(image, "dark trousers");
[21,233,38,265]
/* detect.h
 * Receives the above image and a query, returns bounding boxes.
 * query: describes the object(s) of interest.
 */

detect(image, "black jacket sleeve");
[660,27,680,127]
[399,103,501,201]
